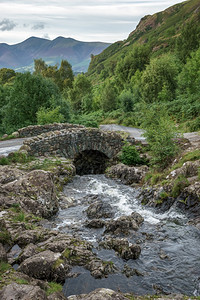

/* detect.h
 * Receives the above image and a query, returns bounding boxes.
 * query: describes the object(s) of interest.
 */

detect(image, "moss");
[53,258,64,269]
[0,262,11,275]
[63,248,71,259]
[14,278,29,285]
[171,175,189,198]
[46,281,62,296]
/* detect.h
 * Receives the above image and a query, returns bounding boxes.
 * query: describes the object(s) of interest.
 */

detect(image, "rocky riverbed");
[0,129,200,299]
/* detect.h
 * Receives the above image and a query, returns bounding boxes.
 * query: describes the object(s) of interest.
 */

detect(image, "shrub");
[37,106,65,125]
[171,175,189,198]
[119,144,143,165]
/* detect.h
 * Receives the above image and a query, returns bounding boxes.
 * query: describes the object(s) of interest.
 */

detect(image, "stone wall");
[14,123,85,138]
[21,128,124,159]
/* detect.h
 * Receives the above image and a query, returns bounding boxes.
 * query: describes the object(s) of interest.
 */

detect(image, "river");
[48,174,200,297]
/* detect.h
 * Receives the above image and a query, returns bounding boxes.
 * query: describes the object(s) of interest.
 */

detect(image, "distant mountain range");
[0,36,111,73]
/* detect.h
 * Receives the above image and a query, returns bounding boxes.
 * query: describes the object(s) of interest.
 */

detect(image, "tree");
[37,106,64,125]
[119,90,134,112]
[2,72,60,133]
[0,68,16,85]
[141,106,179,168]
[69,74,92,112]
[141,54,180,103]
[101,80,118,112]
[56,60,74,91]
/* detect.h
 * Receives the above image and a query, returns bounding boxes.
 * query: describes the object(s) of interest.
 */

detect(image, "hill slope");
[0,37,111,73]
[87,0,200,78]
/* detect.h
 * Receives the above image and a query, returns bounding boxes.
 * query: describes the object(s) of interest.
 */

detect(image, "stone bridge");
[21,128,124,174]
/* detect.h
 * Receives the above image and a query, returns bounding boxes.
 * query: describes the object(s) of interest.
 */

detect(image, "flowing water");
[50,175,200,297]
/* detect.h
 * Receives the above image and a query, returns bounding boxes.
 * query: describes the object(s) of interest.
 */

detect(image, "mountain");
[0,37,111,73]
[87,0,200,78]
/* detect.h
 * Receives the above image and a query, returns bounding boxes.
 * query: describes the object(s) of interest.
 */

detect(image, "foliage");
[37,106,65,125]
[172,149,200,170]
[142,106,180,168]
[141,54,180,103]
[0,152,33,165]
[119,90,134,112]
[46,282,62,296]
[101,80,118,112]
[119,144,144,166]
[171,175,189,198]
[0,68,16,85]
[2,72,60,133]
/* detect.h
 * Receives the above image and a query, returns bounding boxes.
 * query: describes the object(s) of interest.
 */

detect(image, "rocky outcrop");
[86,201,114,219]
[68,288,127,300]
[104,212,144,235]
[106,163,149,185]
[0,283,48,300]
[0,169,58,218]
[0,243,7,262]
[100,237,141,260]
[18,250,70,282]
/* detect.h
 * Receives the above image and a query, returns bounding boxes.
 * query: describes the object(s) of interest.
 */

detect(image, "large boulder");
[104,212,144,235]
[99,237,141,260]
[86,201,114,219]
[18,250,70,282]
[1,170,58,217]
[106,163,149,185]
[68,288,127,300]
[0,283,48,300]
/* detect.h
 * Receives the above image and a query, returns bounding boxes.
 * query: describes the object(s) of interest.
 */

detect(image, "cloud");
[32,23,45,30]
[43,33,50,39]
[0,18,16,31]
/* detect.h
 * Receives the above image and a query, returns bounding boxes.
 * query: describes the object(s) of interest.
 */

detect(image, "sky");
[0,0,183,45]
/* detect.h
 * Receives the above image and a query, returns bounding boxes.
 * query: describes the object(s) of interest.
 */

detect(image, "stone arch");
[73,150,109,175]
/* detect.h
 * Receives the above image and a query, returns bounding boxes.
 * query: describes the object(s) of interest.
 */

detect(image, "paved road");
[0,138,27,156]
[100,124,145,140]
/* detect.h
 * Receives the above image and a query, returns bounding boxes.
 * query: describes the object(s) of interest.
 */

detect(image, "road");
[100,124,145,140]
[0,137,27,156]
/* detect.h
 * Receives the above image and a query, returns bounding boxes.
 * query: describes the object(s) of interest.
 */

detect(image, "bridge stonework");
[21,128,124,159]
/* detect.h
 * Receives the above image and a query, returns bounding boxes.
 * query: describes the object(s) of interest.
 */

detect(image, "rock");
[18,243,38,262]
[86,201,114,219]
[0,283,48,300]
[99,237,141,260]
[104,212,144,235]
[167,160,200,180]
[18,250,70,282]
[0,166,24,185]
[85,219,106,228]
[0,243,7,261]
[11,131,20,138]
[2,169,58,217]
[68,288,127,300]
[106,163,149,185]
[48,292,67,300]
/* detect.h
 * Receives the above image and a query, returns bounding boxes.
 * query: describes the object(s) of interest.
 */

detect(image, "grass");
[46,282,62,296]
[172,149,200,170]
[0,262,11,275]
[0,152,34,165]
[14,278,29,285]
[13,212,25,222]
[0,228,11,245]
[171,175,189,198]
[29,158,63,171]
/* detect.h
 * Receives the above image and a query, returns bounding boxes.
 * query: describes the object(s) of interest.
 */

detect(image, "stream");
[49,175,200,297]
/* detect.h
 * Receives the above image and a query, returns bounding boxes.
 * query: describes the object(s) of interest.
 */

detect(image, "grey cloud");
[32,23,45,30]
[0,18,17,31]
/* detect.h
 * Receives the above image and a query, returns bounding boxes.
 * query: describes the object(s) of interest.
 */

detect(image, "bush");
[119,144,144,165]
[37,106,65,125]
[171,175,189,198]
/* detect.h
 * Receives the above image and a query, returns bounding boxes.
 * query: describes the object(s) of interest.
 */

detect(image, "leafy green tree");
[116,45,150,85]
[177,47,200,96]
[119,90,134,112]
[101,80,118,112]
[56,60,74,90]
[69,74,92,112]
[141,54,180,103]
[142,106,179,168]
[0,68,16,85]
[2,72,60,133]
[34,59,48,75]
[176,20,200,63]
[37,106,65,125]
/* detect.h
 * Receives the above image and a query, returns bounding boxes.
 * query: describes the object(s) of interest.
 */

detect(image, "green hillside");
[87,0,200,80]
